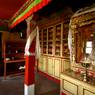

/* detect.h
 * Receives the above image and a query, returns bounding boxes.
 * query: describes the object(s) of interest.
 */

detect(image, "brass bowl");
[81,62,91,68]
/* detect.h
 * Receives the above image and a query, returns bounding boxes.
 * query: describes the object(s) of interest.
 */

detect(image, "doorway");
[0,32,3,75]
[0,32,2,60]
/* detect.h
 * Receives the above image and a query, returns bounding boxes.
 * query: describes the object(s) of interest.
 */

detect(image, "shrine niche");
[69,4,95,64]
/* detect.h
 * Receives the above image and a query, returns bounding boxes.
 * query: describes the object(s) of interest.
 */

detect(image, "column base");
[24,84,35,95]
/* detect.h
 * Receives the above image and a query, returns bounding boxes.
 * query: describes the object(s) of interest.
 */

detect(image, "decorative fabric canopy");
[9,0,51,28]
[68,4,95,63]
[70,4,95,28]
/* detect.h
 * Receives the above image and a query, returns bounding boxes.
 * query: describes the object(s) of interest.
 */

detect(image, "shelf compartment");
[3,41,26,79]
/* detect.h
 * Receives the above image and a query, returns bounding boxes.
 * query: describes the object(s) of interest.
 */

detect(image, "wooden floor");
[0,72,60,95]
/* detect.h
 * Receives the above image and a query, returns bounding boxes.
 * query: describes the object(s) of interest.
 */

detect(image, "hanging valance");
[70,4,95,28]
[68,4,95,63]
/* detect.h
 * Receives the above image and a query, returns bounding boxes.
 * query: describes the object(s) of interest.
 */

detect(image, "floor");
[0,75,24,95]
[35,72,60,95]
[0,72,60,95]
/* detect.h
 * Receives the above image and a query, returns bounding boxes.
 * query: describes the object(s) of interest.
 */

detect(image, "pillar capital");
[26,15,34,38]
[26,15,33,23]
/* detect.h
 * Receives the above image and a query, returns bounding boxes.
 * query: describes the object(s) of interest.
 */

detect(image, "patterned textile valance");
[70,4,95,28]
[68,4,95,63]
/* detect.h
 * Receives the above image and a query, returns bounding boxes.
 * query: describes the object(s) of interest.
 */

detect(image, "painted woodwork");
[1,31,26,79]
[38,54,43,70]
[42,56,47,72]
[47,57,53,75]
[0,0,28,20]
[38,7,73,80]
[69,4,95,74]
[3,41,25,79]
[62,59,70,72]
[54,58,61,78]
[10,0,51,28]
[84,89,95,95]
[60,73,95,95]
[24,16,36,95]
[63,80,78,95]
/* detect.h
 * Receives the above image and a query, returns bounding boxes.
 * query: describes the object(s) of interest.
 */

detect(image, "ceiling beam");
[9,0,51,29]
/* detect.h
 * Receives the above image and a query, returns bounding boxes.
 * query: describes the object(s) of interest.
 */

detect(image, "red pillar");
[25,39,36,85]
[24,16,36,95]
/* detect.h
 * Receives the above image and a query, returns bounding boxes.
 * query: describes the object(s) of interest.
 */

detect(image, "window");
[86,41,92,54]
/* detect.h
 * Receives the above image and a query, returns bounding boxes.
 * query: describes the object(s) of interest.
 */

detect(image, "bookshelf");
[3,41,25,79]
[48,27,54,55]
[43,29,48,54]
[39,22,69,57]
[62,22,70,58]
[55,24,61,56]
[39,30,43,53]
[38,22,70,79]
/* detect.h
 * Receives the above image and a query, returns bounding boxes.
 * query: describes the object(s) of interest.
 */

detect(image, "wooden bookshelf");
[3,41,25,79]
[62,22,70,58]
[39,30,43,53]
[39,22,70,58]
[55,24,61,56]
[48,27,54,55]
[43,29,48,54]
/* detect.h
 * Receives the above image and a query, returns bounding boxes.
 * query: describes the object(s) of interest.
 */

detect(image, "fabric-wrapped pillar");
[24,16,36,95]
